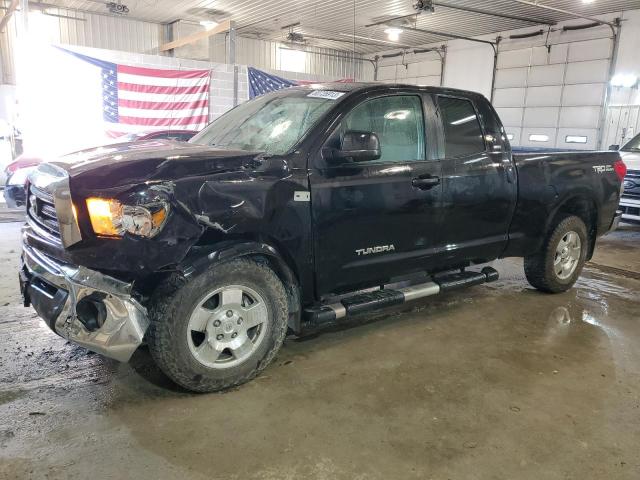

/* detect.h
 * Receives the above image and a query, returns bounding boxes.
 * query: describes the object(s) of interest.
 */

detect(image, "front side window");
[191,90,336,154]
[437,96,486,158]
[329,95,426,163]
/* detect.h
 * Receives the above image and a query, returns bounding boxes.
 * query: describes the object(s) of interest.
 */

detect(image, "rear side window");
[437,96,485,157]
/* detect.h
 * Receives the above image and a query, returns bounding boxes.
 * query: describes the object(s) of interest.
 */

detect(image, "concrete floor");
[0,221,639,480]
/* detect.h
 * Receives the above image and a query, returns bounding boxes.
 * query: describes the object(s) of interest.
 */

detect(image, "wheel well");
[549,195,598,259]
[246,253,302,333]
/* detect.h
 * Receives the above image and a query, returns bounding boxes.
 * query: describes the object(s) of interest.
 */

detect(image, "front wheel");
[524,215,588,293]
[147,258,289,392]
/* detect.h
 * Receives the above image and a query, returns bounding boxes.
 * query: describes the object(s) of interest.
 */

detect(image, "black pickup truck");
[20,84,625,392]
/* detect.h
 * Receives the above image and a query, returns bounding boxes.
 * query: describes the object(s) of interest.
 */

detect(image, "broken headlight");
[86,197,168,238]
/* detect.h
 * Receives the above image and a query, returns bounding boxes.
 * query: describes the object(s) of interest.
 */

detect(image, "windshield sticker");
[307,90,346,100]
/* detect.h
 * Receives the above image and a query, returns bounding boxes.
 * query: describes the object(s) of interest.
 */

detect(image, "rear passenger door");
[435,95,516,263]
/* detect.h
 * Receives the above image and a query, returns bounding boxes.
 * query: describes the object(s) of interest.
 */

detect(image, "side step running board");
[303,266,499,328]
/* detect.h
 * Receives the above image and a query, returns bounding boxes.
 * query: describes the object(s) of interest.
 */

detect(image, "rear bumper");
[20,232,149,362]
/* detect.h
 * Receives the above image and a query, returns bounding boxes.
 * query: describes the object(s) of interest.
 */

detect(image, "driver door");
[309,93,445,296]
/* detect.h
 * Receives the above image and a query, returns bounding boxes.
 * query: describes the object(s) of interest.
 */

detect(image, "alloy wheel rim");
[187,285,268,369]
[554,231,581,280]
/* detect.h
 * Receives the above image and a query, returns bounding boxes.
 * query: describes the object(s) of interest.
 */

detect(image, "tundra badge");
[356,245,396,256]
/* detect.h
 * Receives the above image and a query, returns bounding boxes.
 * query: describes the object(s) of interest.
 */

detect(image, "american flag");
[248,67,297,99]
[60,48,211,137]
[248,67,355,99]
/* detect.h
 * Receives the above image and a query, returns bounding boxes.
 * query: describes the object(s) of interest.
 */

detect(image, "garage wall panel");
[375,51,443,86]
[521,127,557,147]
[493,88,526,108]
[495,107,524,127]
[523,107,560,127]
[505,127,523,145]
[557,128,599,150]
[377,65,396,81]
[562,84,606,106]
[497,49,531,69]
[559,106,601,128]
[495,68,528,88]
[531,43,569,65]
[565,60,610,84]
[568,38,612,62]
[494,34,613,150]
[528,64,565,86]
[525,86,562,107]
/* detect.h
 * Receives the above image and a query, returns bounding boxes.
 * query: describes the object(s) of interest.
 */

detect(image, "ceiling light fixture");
[384,27,404,41]
[106,2,129,15]
[414,0,436,13]
[611,74,638,88]
[199,20,219,30]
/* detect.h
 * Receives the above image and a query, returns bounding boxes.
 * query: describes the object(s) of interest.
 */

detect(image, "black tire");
[147,258,289,392]
[524,215,589,293]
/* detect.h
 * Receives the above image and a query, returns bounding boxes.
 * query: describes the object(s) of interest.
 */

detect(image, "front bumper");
[608,210,623,232]
[20,237,149,362]
[619,197,640,222]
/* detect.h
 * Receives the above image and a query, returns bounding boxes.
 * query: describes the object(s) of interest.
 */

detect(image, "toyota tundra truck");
[19,84,625,392]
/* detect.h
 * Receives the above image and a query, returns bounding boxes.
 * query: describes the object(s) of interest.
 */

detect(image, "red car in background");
[3,129,199,208]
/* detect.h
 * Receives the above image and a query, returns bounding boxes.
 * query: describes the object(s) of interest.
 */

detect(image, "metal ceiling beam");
[386,23,498,48]
[432,1,555,26]
[303,32,414,49]
[160,18,231,51]
[505,0,617,28]
[365,13,418,28]
[365,2,555,30]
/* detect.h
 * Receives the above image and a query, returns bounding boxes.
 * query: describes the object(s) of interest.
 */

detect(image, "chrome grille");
[622,170,640,200]
[28,184,61,238]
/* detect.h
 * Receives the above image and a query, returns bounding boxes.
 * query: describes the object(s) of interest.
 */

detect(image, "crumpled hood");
[49,140,260,194]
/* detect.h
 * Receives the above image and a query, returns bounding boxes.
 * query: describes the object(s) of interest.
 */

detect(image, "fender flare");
[178,241,302,333]
[543,193,599,259]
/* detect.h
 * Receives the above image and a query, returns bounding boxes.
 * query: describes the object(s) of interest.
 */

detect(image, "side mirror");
[609,144,620,151]
[331,131,381,163]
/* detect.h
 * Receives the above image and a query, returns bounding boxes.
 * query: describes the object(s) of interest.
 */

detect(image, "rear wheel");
[524,215,588,293]
[148,258,289,392]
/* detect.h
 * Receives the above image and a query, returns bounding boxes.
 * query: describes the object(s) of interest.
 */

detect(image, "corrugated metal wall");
[205,31,369,79]
[0,11,18,84]
[34,8,163,54]
[1,8,162,84]
[234,36,368,80]
[2,11,369,85]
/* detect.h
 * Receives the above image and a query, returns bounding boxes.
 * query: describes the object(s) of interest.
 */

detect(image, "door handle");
[412,176,440,190]
[502,165,515,184]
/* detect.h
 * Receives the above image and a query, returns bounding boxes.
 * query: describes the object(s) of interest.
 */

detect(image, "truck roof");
[287,82,487,100]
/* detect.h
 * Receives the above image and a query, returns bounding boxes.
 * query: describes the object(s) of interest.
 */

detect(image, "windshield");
[190,90,339,154]
[621,133,640,152]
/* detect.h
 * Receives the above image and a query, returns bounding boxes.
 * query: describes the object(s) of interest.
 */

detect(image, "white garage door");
[493,37,613,150]
[377,50,442,86]
[603,105,640,149]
